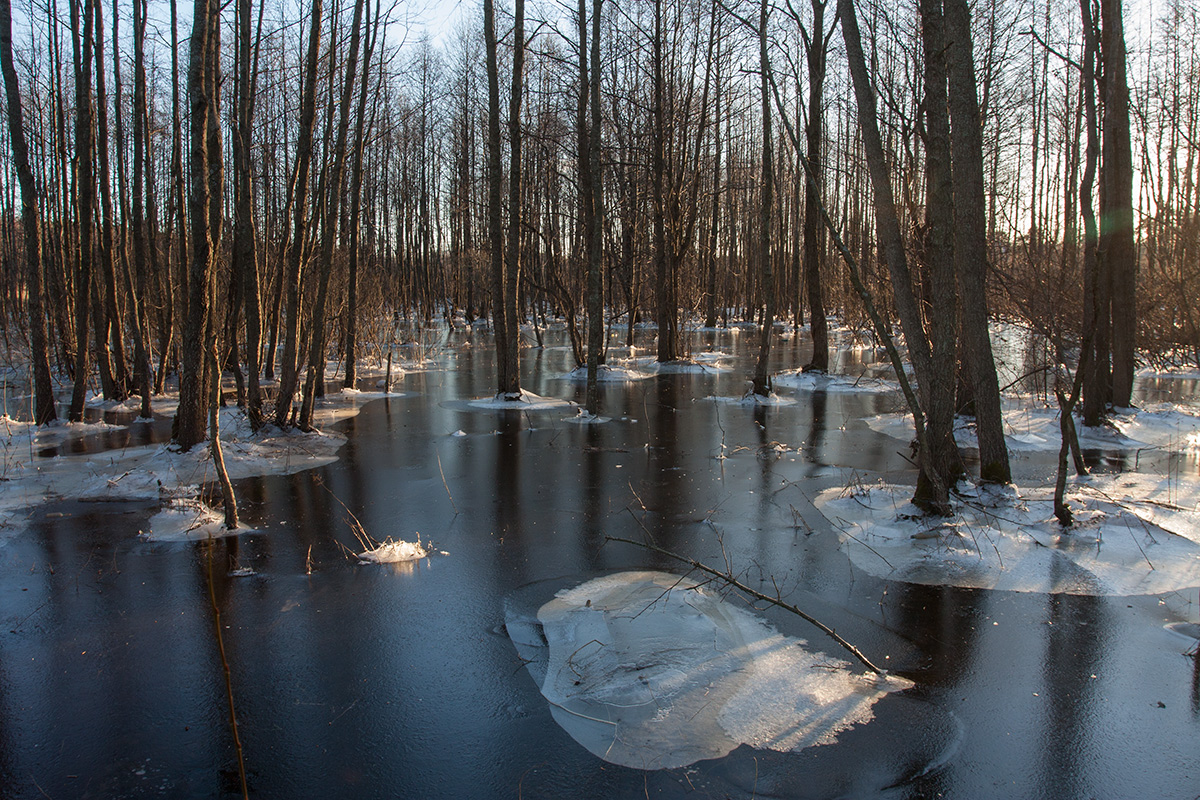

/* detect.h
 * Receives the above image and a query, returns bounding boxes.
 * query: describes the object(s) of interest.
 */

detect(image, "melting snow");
[866,402,1200,454]
[508,571,909,770]
[774,370,900,395]
[813,475,1200,596]
[561,366,653,383]
[466,390,572,410]
[357,538,429,564]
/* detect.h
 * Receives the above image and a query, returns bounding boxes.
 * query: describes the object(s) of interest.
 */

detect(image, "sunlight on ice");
[813,477,1200,596]
[510,571,909,770]
[357,538,429,564]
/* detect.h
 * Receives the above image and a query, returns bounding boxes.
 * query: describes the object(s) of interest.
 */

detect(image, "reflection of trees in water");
[1035,591,1109,800]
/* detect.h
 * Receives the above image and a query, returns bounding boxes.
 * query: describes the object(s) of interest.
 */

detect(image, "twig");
[435,448,459,515]
[206,536,249,799]
[605,536,886,674]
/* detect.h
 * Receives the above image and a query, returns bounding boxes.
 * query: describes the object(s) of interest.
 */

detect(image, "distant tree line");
[1,0,1195,511]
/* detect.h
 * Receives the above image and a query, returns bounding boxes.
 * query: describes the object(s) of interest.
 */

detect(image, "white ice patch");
[813,477,1200,596]
[139,496,235,542]
[773,371,899,395]
[625,355,731,374]
[564,410,611,425]
[707,391,796,406]
[516,571,908,770]
[0,406,345,546]
[865,402,1200,454]
[466,390,573,410]
[561,365,653,383]
[357,538,429,563]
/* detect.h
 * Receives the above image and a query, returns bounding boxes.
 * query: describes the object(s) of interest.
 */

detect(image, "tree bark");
[0,0,56,424]
[502,0,526,399]
[68,0,95,422]
[751,0,774,397]
[802,0,831,372]
[273,0,323,428]
[484,0,508,392]
[1100,0,1136,408]
[943,0,1010,483]
[173,0,220,449]
[917,0,965,497]
[839,0,948,512]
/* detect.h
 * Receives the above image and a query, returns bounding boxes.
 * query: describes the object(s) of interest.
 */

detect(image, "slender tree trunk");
[501,0,526,399]
[751,0,774,397]
[917,0,965,496]
[484,0,508,393]
[0,0,56,423]
[343,0,380,390]
[92,0,126,400]
[130,0,153,418]
[274,0,323,428]
[652,0,674,362]
[68,0,96,422]
[802,0,830,372]
[1080,0,1104,425]
[943,0,1010,483]
[1100,0,1136,408]
[300,0,366,429]
[839,0,948,512]
[173,0,219,449]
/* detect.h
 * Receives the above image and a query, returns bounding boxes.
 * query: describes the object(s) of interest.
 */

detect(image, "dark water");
[2,326,1198,799]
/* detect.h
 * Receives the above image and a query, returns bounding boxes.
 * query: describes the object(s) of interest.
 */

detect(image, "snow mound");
[510,571,908,770]
[466,390,572,410]
[813,476,1200,595]
[561,365,653,383]
[774,371,899,395]
[357,538,429,564]
[139,497,236,542]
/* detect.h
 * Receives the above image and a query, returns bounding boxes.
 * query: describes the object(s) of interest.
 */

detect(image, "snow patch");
[564,410,611,425]
[774,370,900,395]
[358,538,430,564]
[561,365,653,383]
[865,403,1200,454]
[813,476,1200,596]
[139,496,236,542]
[466,390,572,410]
[510,571,909,770]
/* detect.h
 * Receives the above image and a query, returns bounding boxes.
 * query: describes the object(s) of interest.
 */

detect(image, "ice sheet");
[511,571,908,770]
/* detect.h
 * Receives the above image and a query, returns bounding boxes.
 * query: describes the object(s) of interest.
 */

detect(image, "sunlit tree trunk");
[751,0,774,397]
[1100,0,1136,408]
[944,0,1010,483]
[67,0,95,422]
[273,0,323,428]
[0,0,56,424]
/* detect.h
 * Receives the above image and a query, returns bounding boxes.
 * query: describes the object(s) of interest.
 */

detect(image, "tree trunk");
[68,0,96,422]
[274,0,323,428]
[173,0,220,449]
[802,0,830,372]
[300,0,366,430]
[1100,0,1136,408]
[751,0,774,397]
[0,0,56,424]
[483,0,508,392]
[130,0,153,418]
[917,0,965,497]
[502,0,526,399]
[944,0,1010,483]
[839,0,948,512]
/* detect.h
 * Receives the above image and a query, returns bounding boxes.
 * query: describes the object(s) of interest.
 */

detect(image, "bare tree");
[0,0,55,424]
